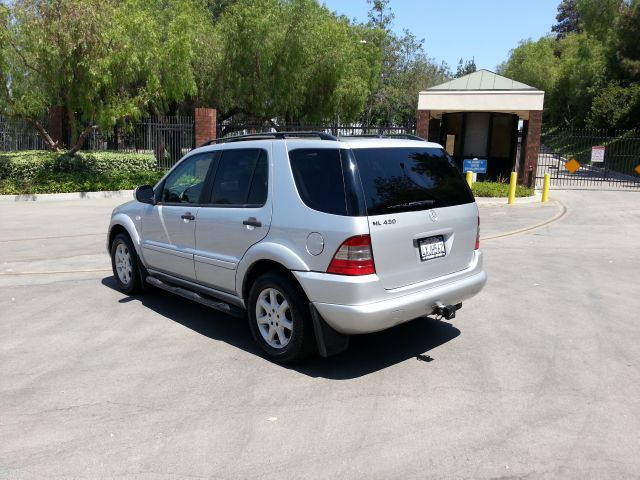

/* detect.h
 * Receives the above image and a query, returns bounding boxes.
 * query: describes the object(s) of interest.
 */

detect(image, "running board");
[145,276,245,318]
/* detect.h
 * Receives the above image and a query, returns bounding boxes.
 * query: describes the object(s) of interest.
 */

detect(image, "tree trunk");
[21,117,62,152]
[67,124,95,156]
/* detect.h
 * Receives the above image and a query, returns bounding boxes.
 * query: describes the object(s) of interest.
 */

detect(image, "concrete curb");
[0,189,135,203]
[475,191,542,206]
[1,189,544,205]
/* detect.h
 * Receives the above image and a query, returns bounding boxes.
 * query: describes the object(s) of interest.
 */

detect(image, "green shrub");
[0,150,164,194]
[471,181,535,198]
[51,151,157,175]
[0,150,157,181]
[0,151,59,181]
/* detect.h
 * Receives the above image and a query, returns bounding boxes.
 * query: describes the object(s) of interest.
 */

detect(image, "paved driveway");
[1,191,639,479]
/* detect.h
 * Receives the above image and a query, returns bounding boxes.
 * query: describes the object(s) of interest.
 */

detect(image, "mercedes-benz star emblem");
[428,210,438,222]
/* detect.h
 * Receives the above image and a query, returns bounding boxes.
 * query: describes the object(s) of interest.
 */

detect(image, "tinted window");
[160,153,214,204]
[352,147,474,215]
[210,149,268,206]
[289,149,348,216]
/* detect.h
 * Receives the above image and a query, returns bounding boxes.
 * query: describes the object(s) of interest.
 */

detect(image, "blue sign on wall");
[463,159,487,173]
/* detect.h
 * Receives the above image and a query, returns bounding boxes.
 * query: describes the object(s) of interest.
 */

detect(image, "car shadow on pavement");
[102,276,461,380]
[292,317,460,379]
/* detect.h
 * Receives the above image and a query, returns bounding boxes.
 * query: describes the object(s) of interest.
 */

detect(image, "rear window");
[351,147,474,216]
[289,148,365,216]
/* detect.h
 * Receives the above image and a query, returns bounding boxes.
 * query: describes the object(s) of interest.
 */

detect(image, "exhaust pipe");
[433,303,462,320]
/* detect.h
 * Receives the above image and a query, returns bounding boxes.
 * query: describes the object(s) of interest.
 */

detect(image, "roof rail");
[197,131,338,148]
[337,134,427,141]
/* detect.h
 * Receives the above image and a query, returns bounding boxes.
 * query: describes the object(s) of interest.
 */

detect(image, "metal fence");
[538,128,640,189]
[1,115,194,170]
[86,116,194,170]
[2,117,420,169]
[0,116,48,151]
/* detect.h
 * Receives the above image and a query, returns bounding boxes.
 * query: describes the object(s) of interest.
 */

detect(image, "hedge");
[0,150,157,181]
[0,150,535,198]
[0,150,164,194]
[471,181,534,198]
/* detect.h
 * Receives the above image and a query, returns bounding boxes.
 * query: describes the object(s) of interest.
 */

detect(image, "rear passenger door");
[194,148,272,292]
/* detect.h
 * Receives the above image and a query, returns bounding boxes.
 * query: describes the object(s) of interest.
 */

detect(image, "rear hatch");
[350,145,477,290]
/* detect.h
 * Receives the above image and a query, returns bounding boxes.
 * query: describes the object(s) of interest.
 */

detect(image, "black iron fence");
[2,116,419,169]
[538,128,640,189]
[1,115,194,170]
[86,116,194,170]
[0,116,48,151]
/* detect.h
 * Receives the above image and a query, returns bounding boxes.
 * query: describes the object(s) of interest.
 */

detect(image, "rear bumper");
[294,251,487,335]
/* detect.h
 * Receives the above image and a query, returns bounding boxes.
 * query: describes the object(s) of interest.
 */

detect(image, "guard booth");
[416,70,545,186]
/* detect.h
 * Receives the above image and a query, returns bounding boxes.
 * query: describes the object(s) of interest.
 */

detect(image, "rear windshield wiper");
[385,199,436,210]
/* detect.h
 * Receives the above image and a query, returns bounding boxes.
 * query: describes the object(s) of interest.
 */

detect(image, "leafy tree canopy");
[205,0,382,126]
[552,0,581,39]
[501,0,639,130]
[454,58,477,78]
[0,0,214,153]
[359,0,450,127]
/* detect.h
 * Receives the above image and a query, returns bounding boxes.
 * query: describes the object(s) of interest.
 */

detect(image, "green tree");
[611,0,640,81]
[209,0,380,126]
[553,33,607,126]
[552,0,581,39]
[498,37,560,96]
[454,58,477,78]
[0,0,213,154]
[360,0,450,127]
[577,0,623,41]
[588,82,640,129]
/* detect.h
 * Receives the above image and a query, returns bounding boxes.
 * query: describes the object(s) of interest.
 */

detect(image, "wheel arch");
[237,242,310,300]
[242,260,307,304]
[107,215,143,262]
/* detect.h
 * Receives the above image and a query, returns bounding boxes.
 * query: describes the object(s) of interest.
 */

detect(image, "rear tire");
[110,233,143,294]
[247,272,315,362]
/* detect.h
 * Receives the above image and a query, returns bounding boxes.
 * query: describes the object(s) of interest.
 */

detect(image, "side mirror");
[135,185,155,204]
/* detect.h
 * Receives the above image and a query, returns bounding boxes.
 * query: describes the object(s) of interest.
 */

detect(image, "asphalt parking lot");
[1,190,639,479]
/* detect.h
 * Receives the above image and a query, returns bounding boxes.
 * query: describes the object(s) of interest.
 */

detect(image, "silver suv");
[108,132,486,361]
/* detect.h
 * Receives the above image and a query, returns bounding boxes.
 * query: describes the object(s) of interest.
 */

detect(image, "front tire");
[110,233,143,294]
[247,273,315,362]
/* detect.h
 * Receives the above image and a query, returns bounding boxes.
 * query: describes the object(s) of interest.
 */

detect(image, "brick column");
[523,110,543,187]
[195,108,217,147]
[416,109,430,140]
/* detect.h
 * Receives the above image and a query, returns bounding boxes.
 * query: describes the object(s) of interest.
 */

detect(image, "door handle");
[243,217,262,227]
[181,213,195,221]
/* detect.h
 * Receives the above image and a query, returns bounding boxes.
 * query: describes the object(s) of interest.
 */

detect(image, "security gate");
[536,129,640,189]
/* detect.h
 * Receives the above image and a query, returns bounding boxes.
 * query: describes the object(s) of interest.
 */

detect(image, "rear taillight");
[475,217,480,250]
[327,235,376,276]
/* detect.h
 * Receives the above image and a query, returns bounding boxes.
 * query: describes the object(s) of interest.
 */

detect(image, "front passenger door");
[140,152,214,281]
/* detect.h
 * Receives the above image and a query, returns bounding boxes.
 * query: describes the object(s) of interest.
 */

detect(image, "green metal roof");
[428,69,540,91]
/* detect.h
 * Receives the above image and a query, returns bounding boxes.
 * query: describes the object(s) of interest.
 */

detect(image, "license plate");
[419,235,446,261]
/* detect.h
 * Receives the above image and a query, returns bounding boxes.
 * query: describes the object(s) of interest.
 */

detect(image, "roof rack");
[337,134,427,141]
[198,131,338,148]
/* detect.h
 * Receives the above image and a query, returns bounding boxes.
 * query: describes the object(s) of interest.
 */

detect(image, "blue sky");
[321,0,560,71]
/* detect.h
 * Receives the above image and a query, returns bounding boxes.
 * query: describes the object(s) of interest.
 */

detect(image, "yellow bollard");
[466,171,473,187]
[507,171,517,204]
[542,173,550,203]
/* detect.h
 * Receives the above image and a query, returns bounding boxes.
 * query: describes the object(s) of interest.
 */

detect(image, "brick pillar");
[195,108,217,147]
[48,106,66,148]
[523,110,543,187]
[416,109,430,140]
